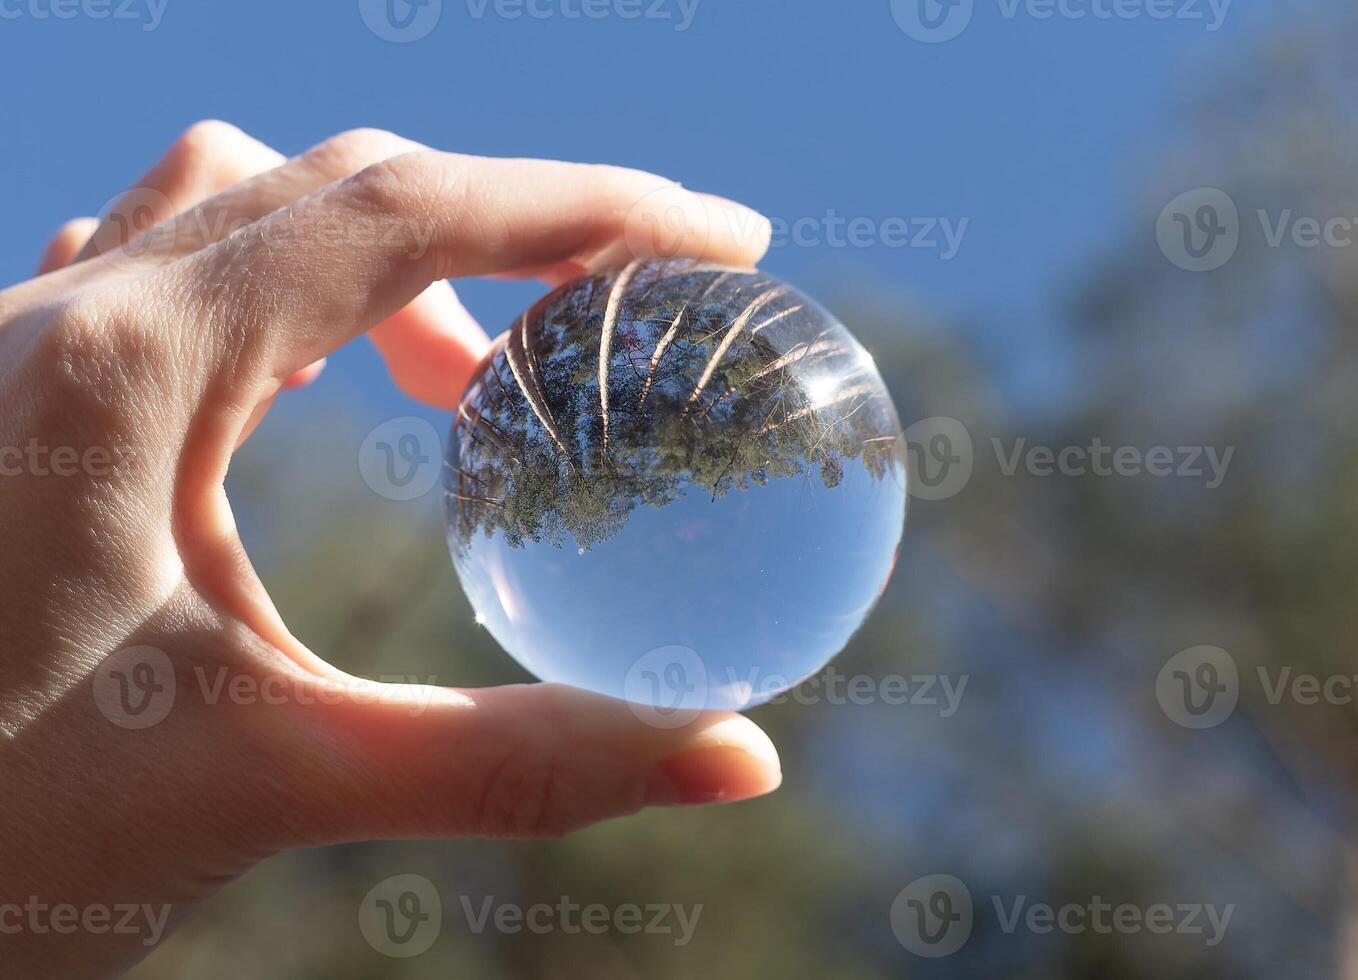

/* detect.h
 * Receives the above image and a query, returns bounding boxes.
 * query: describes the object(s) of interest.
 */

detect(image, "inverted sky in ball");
[445,259,907,715]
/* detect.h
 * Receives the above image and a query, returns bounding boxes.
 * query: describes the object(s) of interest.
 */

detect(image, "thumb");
[267,678,782,844]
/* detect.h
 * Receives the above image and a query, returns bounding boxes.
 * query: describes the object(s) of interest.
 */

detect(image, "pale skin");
[0,122,781,978]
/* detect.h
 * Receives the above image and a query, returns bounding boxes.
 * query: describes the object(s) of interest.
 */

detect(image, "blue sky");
[0,0,1273,415]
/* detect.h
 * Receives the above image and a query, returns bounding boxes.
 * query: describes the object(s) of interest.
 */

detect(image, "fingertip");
[687,714,781,768]
[697,192,773,264]
[36,216,98,274]
[370,281,491,409]
[600,184,772,271]
[644,715,783,807]
[282,358,326,389]
[158,119,287,195]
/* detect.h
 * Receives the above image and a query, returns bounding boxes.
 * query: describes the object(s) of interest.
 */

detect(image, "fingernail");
[642,719,782,807]
[699,193,773,255]
[747,211,774,254]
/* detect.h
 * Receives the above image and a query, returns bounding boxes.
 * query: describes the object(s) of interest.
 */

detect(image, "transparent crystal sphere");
[445,259,907,714]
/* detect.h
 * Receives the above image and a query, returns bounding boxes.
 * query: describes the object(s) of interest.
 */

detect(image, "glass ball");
[445,259,907,715]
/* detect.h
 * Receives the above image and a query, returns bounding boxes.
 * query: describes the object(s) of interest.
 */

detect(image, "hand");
[0,121,781,979]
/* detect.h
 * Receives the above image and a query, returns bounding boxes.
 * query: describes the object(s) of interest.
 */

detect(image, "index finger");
[170,150,773,386]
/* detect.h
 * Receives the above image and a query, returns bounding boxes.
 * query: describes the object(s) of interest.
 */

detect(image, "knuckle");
[347,150,431,206]
[308,128,420,176]
[167,119,244,172]
[586,163,677,204]
[42,293,115,361]
[18,300,128,450]
[476,751,577,839]
[345,151,445,219]
[52,217,96,245]
[32,292,170,425]
[36,219,95,272]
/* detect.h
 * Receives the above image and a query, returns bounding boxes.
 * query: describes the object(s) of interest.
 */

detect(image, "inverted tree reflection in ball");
[445,259,906,712]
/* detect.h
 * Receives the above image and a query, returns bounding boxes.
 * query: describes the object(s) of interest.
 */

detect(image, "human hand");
[0,122,781,979]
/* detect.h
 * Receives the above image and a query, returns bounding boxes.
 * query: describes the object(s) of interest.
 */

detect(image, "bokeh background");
[4,0,1357,975]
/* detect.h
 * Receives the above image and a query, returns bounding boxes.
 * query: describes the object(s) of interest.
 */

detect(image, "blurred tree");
[451,260,902,553]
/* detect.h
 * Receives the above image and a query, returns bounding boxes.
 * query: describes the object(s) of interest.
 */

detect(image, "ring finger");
[74,119,285,267]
